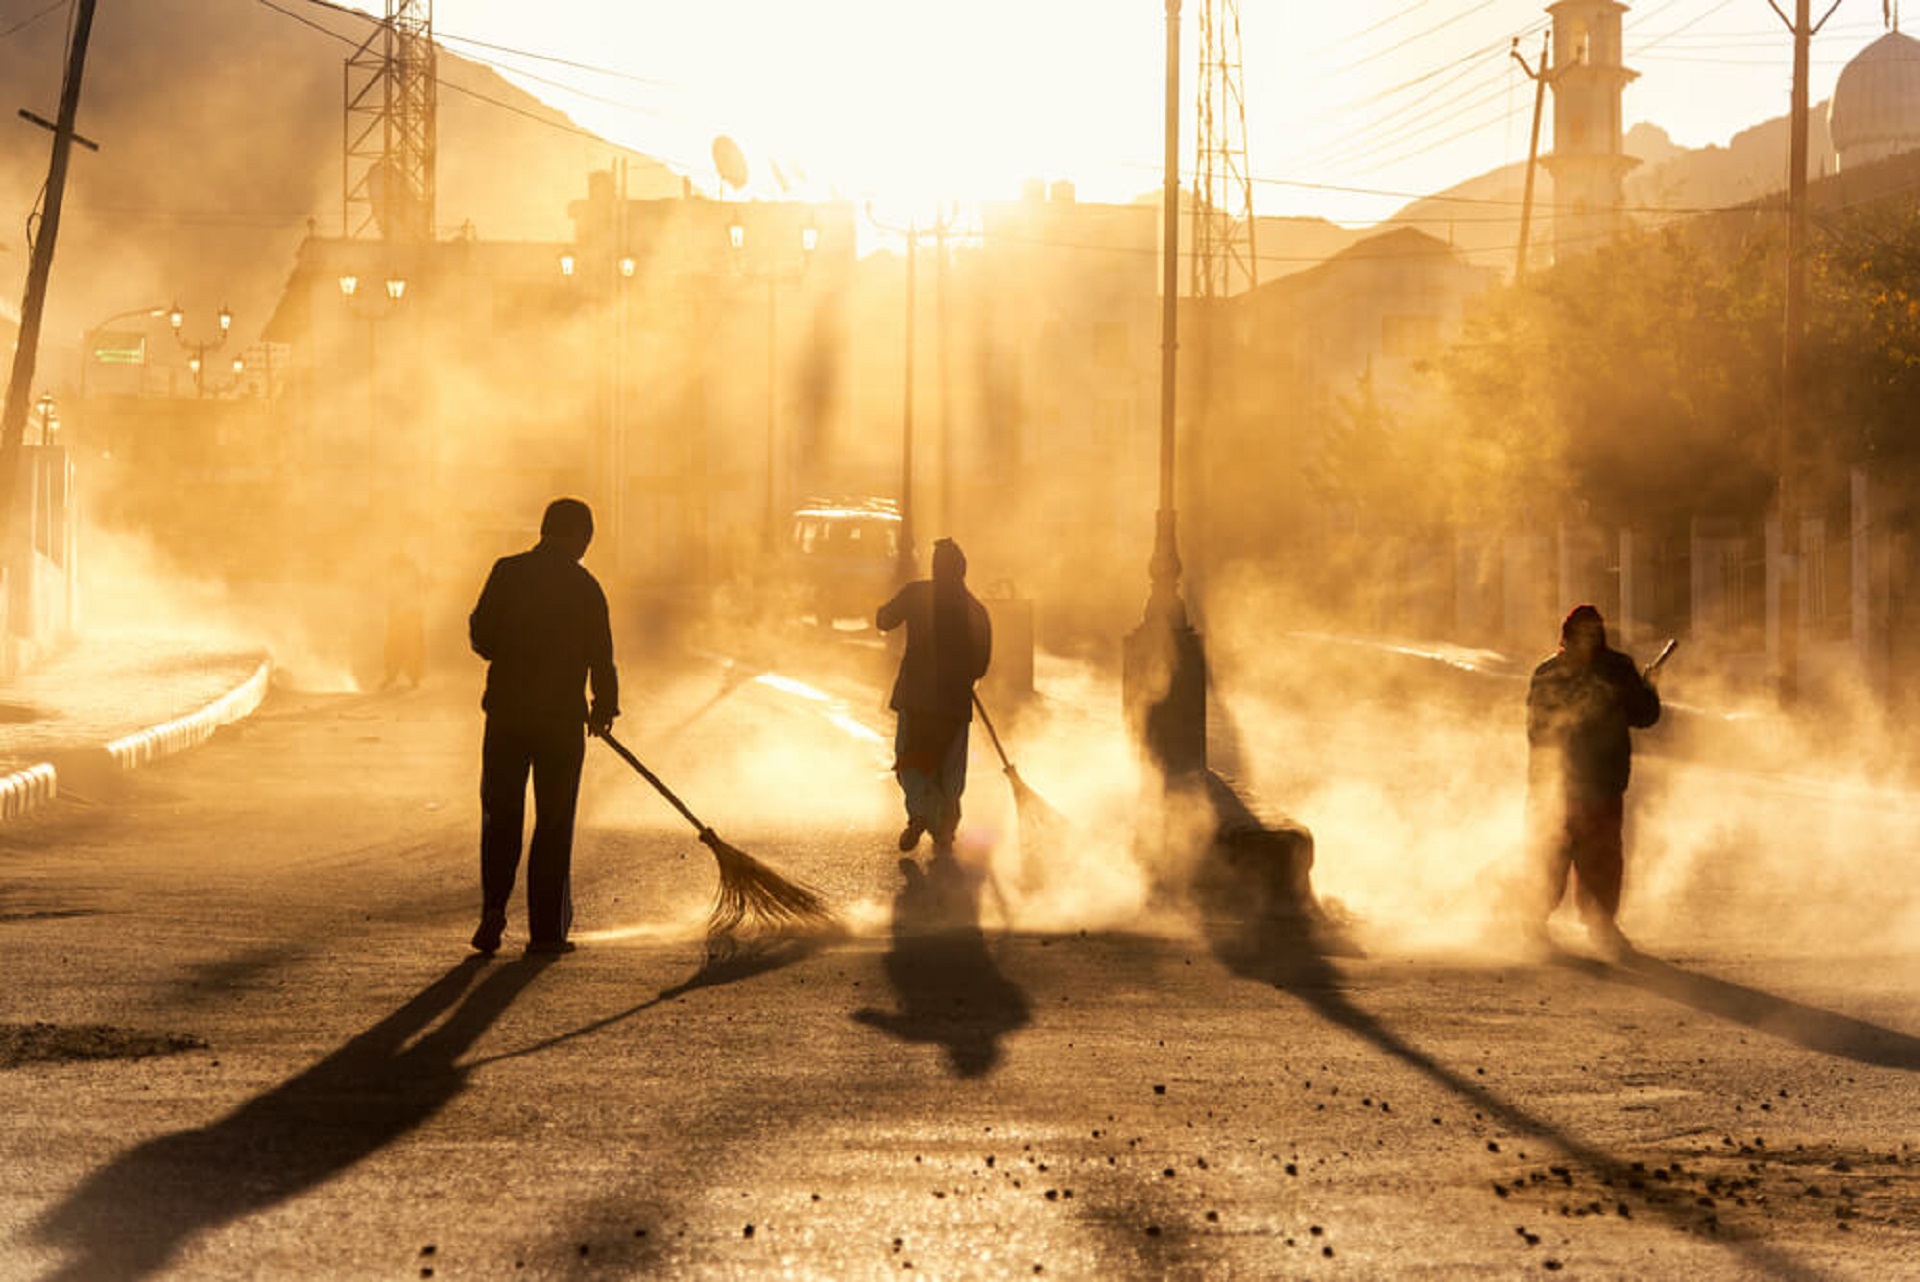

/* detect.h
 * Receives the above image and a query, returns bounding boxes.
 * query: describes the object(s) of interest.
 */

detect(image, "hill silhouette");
[0,0,679,387]
[1375,113,1838,276]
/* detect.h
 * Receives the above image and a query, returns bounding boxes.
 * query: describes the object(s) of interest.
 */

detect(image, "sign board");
[91,332,146,366]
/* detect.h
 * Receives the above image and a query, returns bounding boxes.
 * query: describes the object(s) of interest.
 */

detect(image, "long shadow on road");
[1206,912,1823,1280]
[1602,952,1920,1071]
[470,937,827,1068]
[853,849,1031,1078]
[33,954,551,1282]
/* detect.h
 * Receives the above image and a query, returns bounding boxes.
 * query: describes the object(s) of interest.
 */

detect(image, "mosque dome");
[1830,30,1920,168]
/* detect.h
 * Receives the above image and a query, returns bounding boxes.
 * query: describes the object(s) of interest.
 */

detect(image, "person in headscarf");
[1525,603,1661,959]
[876,538,992,853]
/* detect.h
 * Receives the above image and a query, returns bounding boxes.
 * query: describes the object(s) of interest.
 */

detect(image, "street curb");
[0,762,56,821]
[0,657,273,824]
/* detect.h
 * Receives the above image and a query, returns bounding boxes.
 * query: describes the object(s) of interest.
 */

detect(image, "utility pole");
[900,219,917,583]
[1767,0,1842,706]
[0,0,99,538]
[1122,0,1207,781]
[1510,32,1560,281]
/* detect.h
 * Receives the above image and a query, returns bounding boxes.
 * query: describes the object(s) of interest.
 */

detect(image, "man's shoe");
[897,819,926,852]
[470,919,504,955]
[524,939,576,955]
[1588,921,1635,963]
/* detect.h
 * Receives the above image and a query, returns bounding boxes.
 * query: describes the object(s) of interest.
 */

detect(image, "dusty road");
[1,643,1917,1280]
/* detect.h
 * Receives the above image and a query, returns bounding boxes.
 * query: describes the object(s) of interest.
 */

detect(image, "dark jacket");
[469,540,618,727]
[1527,645,1660,797]
[876,579,992,719]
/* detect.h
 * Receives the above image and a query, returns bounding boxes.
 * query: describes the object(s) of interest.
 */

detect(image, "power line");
[0,0,67,41]
[1329,0,1502,76]
[252,0,695,171]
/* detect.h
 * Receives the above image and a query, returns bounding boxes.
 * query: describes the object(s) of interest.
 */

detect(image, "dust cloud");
[11,1,1916,979]
[77,524,359,693]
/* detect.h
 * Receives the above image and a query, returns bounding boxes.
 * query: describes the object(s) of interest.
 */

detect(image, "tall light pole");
[337,273,407,504]
[868,203,958,585]
[728,213,819,556]
[1122,0,1207,780]
[168,303,233,398]
[32,393,57,446]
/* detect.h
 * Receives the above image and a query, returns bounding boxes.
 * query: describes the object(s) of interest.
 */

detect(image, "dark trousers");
[1537,790,1626,927]
[480,717,585,943]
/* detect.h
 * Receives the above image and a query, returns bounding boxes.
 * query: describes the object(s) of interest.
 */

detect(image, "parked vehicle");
[786,498,902,628]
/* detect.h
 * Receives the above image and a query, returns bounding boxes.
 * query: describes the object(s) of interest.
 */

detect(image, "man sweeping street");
[876,538,992,853]
[468,497,619,956]
[1525,603,1661,960]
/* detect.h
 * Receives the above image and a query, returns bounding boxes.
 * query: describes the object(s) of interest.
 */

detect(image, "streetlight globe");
[338,274,359,298]
[231,357,245,374]
[218,307,233,333]
[618,257,636,278]
[558,253,576,277]
[188,355,202,375]
[728,222,746,252]
[802,224,819,255]
[385,278,407,301]
[168,305,184,331]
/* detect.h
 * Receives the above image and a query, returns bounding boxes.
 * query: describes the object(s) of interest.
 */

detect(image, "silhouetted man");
[1526,603,1660,960]
[468,498,618,955]
[876,538,992,853]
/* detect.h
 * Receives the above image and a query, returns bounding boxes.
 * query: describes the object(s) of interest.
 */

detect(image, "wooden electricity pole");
[1510,32,1561,281]
[1768,0,1842,706]
[0,0,99,535]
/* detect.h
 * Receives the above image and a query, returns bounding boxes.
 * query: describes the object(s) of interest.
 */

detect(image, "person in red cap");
[1525,604,1661,959]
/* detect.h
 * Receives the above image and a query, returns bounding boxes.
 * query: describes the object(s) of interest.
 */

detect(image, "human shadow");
[34,954,549,1281]
[472,935,828,1068]
[853,850,1031,1078]
[1600,952,1920,1071]
[1203,909,1820,1279]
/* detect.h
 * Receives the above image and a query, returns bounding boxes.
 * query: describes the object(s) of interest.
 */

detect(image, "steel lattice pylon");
[343,0,436,242]
[1190,0,1256,298]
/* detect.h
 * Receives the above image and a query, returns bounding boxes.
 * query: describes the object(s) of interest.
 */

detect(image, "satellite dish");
[712,135,750,191]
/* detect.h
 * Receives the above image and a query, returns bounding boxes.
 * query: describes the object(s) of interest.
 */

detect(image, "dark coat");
[469,540,618,727]
[1526,645,1660,798]
[876,579,992,720]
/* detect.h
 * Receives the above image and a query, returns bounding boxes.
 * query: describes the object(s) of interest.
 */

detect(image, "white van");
[787,498,903,628]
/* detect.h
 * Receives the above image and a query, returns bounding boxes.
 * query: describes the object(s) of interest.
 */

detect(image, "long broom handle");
[1644,637,1678,682]
[599,731,711,836]
[971,691,1014,770]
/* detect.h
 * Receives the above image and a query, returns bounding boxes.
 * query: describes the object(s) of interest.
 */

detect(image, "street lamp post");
[32,393,57,446]
[866,203,958,585]
[337,273,407,504]
[727,214,819,557]
[167,303,232,398]
[1122,0,1207,780]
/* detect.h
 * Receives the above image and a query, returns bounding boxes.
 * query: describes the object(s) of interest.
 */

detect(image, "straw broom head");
[699,827,839,955]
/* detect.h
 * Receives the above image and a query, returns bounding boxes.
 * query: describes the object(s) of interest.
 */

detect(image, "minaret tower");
[1542,1,1638,262]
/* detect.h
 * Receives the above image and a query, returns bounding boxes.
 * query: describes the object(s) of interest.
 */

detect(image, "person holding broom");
[876,537,992,853]
[468,497,619,956]
[1524,603,1661,961]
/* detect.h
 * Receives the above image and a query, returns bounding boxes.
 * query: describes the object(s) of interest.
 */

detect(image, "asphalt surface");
[1,635,1917,1280]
